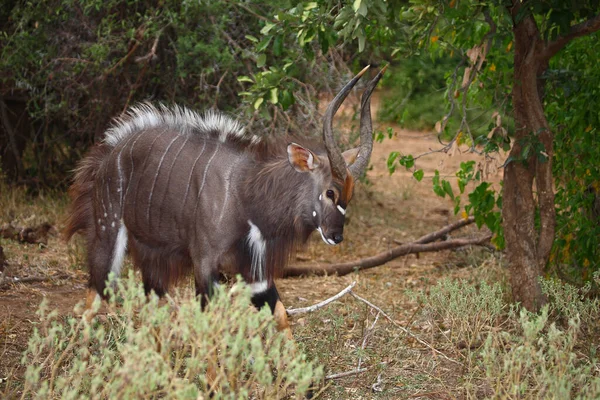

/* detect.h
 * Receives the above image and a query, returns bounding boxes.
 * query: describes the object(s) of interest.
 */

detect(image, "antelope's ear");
[287,143,321,172]
[342,148,359,166]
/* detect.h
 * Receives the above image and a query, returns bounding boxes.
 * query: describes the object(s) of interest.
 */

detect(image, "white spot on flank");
[114,213,118,218]
[249,281,269,294]
[111,221,115,228]
[110,220,128,278]
[97,219,101,224]
[104,212,108,218]
[316,227,337,246]
[337,205,346,215]
[247,220,266,281]
[101,225,106,231]
[319,194,322,201]
[312,211,317,217]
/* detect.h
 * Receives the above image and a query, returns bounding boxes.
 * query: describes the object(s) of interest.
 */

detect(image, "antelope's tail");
[64,143,111,241]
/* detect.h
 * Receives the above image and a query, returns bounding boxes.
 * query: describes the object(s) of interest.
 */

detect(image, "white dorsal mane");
[103,102,249,147]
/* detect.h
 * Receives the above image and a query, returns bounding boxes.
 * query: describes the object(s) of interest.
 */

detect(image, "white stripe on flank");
[337,205,346,215]
[110,220,128,277]
[147,135,180,225]
[182,137,206,209]
[249,281,268,294]
[247,220,266,282]
[197,142,220,197]
[217,159,236,224]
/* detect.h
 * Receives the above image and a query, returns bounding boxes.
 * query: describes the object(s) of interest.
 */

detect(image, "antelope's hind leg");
[83,221,128,321]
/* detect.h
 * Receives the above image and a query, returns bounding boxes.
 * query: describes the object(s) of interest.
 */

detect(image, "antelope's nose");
[333,233,344,244]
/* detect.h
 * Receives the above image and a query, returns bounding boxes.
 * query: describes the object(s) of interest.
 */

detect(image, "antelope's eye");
[326,190,335,200]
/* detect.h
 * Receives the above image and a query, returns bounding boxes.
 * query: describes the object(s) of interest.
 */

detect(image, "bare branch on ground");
[286,281,356,316]
[284,218,491,277]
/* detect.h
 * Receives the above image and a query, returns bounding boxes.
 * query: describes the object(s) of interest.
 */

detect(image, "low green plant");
[413,279,506,349]
[540,273,600,337]
[481,307,600,399]
[18,272,322,399]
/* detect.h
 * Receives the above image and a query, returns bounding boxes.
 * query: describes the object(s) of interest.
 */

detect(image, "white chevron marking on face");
[337,205,346,215]
[316,227,337,246]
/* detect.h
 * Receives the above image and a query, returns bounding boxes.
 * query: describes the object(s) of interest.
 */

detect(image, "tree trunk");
[502,5,555,311]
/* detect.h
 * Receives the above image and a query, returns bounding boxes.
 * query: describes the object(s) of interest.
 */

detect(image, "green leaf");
[260,23,276,35]
[254,97,264,110]
[358,32,366,52]
[237,76,254,83]
[304,2,318,10]
[387,152,400,174]
[413,169,424,182]
[256,54,267,68]
[273,35,283,56]
[442,180,454,200]
[269,87,278,104]
[280,90,294,110]
[399,155,414,169]
[245,35,259,43]
[352,0,362,12]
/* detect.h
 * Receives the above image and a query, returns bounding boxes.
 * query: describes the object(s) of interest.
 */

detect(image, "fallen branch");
[286,281,356,316]
[284,233,492,277]
[413,217,475,244]
[0,223,55,245]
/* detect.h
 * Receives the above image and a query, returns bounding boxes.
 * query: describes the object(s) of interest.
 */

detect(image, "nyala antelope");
[65,66,385,335]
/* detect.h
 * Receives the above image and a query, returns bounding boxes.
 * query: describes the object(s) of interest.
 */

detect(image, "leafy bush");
[19,272,322,399]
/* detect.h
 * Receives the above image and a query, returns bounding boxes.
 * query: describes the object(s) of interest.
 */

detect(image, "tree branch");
[284,220,490,278]
[413,217,475,244]
[541,14,600,63]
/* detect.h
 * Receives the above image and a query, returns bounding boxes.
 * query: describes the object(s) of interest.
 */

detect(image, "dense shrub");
[18,272,322,399]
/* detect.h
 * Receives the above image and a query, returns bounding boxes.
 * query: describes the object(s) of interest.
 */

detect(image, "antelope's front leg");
[250,282,293,340]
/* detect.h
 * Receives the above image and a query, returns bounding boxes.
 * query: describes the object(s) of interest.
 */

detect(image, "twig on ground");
[357,311,380,370]
[286,281,356,316]
[286,280,462,368]
[350,292,463,367]
[325,367,369,380]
